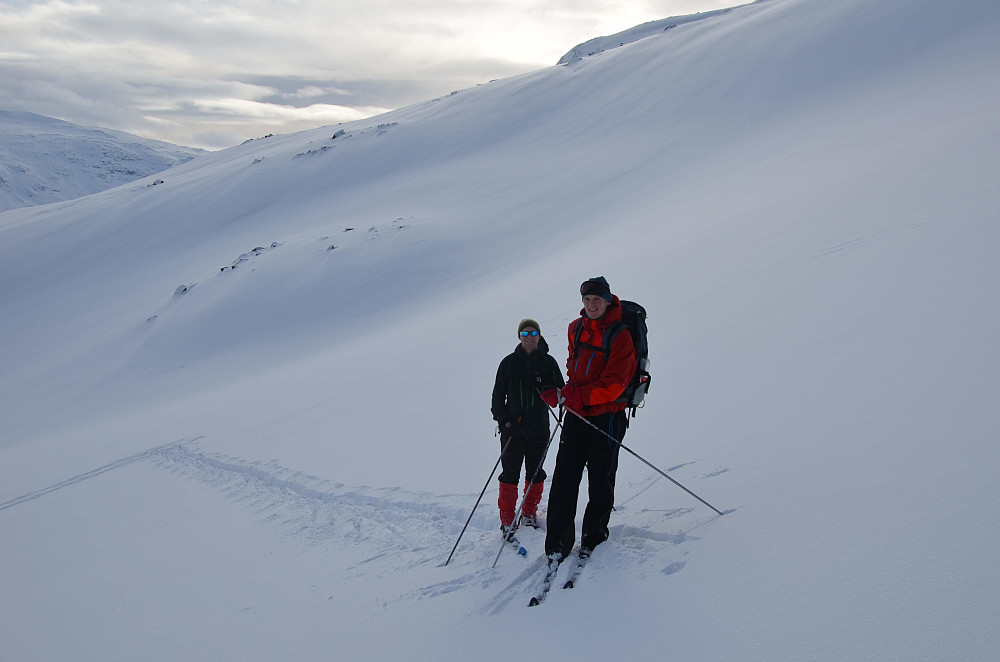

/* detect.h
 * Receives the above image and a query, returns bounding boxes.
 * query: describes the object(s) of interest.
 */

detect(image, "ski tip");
[518,547,527,556]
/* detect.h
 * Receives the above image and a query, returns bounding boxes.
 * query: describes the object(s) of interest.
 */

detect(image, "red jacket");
[565,295,637,416]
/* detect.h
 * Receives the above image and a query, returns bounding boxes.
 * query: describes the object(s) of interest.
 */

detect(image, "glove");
[560,384,583,411]
[540,389,560,408]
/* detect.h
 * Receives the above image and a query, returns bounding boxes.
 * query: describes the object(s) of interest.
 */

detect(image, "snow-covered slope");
[0,110,203,212]
[1,0,999,660]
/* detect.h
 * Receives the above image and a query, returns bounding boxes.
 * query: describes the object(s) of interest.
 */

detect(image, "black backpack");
[572,300,651,416]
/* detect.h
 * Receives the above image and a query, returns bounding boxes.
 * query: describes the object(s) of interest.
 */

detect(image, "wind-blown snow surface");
[0,111,203,212]
[2,0,999,659]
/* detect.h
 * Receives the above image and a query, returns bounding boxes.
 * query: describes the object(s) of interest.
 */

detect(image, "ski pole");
[542,396,725,517]
[491,415,562,568]
[444,436,513,566]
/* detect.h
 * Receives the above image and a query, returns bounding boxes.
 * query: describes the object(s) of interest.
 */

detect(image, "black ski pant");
[498,432,549,485]
[544,410,627,556]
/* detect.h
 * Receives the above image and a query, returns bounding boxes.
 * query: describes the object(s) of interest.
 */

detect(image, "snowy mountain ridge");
[1,0,999,660]
[557,4,739,64]
[0,110,203,212]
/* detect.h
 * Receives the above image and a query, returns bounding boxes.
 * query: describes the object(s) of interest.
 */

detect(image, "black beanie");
[580,276,612,303]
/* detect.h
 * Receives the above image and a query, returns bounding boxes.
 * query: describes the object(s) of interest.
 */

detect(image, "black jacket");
[491,336,565,436]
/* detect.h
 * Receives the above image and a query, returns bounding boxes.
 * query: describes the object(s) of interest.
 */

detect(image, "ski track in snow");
[0,437,204,511]
[147,442,480,578]
[3,438,726,613]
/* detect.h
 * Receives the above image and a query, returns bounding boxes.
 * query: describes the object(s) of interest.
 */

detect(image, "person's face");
[582,295,609,320]
[519,327,540,353]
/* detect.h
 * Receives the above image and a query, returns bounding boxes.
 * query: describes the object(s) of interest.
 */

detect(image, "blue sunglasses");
[519,330,539,337]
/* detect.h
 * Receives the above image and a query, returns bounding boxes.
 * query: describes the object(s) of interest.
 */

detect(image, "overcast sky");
[1,0,736,150]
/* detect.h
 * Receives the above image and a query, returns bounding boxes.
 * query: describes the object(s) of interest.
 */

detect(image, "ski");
[503,528,528,557]
[528,554,564,606]
[562,549,591,589]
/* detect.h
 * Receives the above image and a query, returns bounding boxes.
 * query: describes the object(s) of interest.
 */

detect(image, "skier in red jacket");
[541,276,636,561]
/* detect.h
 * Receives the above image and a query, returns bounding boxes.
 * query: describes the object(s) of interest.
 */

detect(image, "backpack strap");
[603,322,628,354]
[572,318,627,360]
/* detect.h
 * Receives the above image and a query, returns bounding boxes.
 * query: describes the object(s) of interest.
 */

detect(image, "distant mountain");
[0,110,204,212]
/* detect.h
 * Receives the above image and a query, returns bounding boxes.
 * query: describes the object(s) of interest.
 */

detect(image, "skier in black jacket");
[491,318,565,537]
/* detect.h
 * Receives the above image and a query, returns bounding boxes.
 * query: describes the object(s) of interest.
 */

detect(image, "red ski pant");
[498,433,549,525]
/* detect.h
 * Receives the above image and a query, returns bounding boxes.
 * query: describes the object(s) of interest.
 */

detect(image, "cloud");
[0,0,736,149]
[284,86,349,100]
[187,97,388,125]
